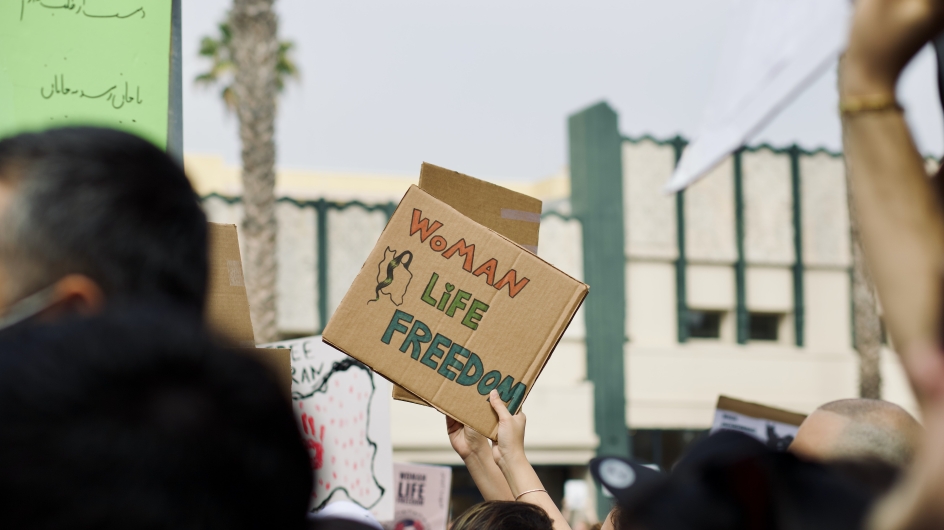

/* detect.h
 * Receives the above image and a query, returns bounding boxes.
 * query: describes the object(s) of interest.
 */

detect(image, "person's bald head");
[789,399,922,468]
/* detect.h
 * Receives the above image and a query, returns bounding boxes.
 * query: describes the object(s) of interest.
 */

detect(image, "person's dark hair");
[452,501,553,530]
[0,305,312,529]
[827,457,902,498]
[0,127,208,313]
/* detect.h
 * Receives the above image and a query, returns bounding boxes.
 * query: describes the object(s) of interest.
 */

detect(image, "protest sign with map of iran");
[263,336,394,521]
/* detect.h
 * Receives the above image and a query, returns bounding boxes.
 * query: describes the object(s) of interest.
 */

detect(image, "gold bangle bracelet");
[839,94,902,116]
[515,488,547,501]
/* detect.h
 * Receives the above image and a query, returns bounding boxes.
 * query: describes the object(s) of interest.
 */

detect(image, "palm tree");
[195,20,299,111]
[196,1,298,343]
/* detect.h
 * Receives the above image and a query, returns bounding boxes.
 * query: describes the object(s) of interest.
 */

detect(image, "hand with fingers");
[446,415,491,461]
[445,414,514,501]
[487,389,528,470]
[843,0,944,98]
[487,390,573,530]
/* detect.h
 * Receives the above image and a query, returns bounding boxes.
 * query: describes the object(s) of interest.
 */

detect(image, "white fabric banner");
[666,0,852,192]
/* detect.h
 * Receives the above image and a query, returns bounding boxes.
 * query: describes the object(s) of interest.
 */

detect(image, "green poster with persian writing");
[0,0,172,148]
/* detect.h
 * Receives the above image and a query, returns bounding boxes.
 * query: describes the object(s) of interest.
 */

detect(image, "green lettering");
[461,299,490,330]
[445,290,471,317]
[496,375,527,413]
[436,292,451,311]
[420,334,451,370]
[456,352,484,386]
[399,319,432,360]
[381,310,413,344]
[421,273,439,307]
[437,343,466,381]
[477,370,502,395]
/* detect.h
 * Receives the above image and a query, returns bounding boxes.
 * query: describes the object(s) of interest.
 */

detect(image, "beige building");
[188,103,920,513]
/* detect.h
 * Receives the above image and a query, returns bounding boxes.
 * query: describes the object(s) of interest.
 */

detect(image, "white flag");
[666,0,852,192]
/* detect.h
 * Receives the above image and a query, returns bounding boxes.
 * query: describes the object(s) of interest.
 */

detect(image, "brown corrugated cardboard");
[393,164,544,407]
[205,223,256,348]
[716,396,807,427]
[419,163,542,253]
[205,223,291,397]
[323,185,587,439]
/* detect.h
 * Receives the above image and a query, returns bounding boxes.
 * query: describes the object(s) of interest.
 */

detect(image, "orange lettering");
[472,259,498,286]
[494,270,530,298]
[442,239,476,272]
[410,209,443,243]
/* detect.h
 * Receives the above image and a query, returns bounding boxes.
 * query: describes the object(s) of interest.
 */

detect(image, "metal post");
[734,149,748,344]
[317,200,329,333]
[568,101,630,520]
[672,137,689,344]
[789,146,805,347]
[167,0,183,162]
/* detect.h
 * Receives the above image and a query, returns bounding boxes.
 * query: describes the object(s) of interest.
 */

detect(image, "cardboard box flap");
[205,223,256,348]
[205,224,292,397]
[323,185,587,439]
[419,162,542,253]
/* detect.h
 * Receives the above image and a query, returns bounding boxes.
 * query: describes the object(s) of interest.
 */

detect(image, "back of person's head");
[452,501,553,530]
[605,432,880,530]
[789,398,922,467]
[0,305,312,529]
[0,127,207,313]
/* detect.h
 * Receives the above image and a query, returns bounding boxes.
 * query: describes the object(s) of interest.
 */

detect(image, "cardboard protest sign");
[384,463,452,530]
[206,224,257,348]
[263,336,394,521]
[323,184,587,439]
[393,163,544,407]
[0,0,173,147]
[205,223,291,395]
[711,395,807,451]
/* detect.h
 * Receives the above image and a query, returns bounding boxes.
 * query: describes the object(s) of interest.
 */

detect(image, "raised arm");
[488,390,573,530]
[446,416,514,501]
[841,0,944,378]
[840,1,944,528]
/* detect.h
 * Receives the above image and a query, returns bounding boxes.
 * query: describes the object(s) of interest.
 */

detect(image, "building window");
[687,310,723,339]
[749,313,782,341]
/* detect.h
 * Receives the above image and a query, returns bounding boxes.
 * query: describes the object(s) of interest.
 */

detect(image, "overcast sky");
[182,0,944,182]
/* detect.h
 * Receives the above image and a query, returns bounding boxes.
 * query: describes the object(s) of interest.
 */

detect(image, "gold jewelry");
[839,94,902,116]
[515,488,547,501]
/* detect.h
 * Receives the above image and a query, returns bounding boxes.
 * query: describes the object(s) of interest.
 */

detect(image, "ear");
[45,274,106,317]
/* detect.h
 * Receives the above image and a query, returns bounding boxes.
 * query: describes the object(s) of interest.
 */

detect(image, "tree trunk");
[838,56,883,399]
[230,0,279,343]
[849,207,884,399]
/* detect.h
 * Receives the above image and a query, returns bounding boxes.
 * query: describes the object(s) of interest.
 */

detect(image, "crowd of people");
[2,0,944,528]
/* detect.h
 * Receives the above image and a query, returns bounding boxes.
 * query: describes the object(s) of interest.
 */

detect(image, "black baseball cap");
[589,456,666,510]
